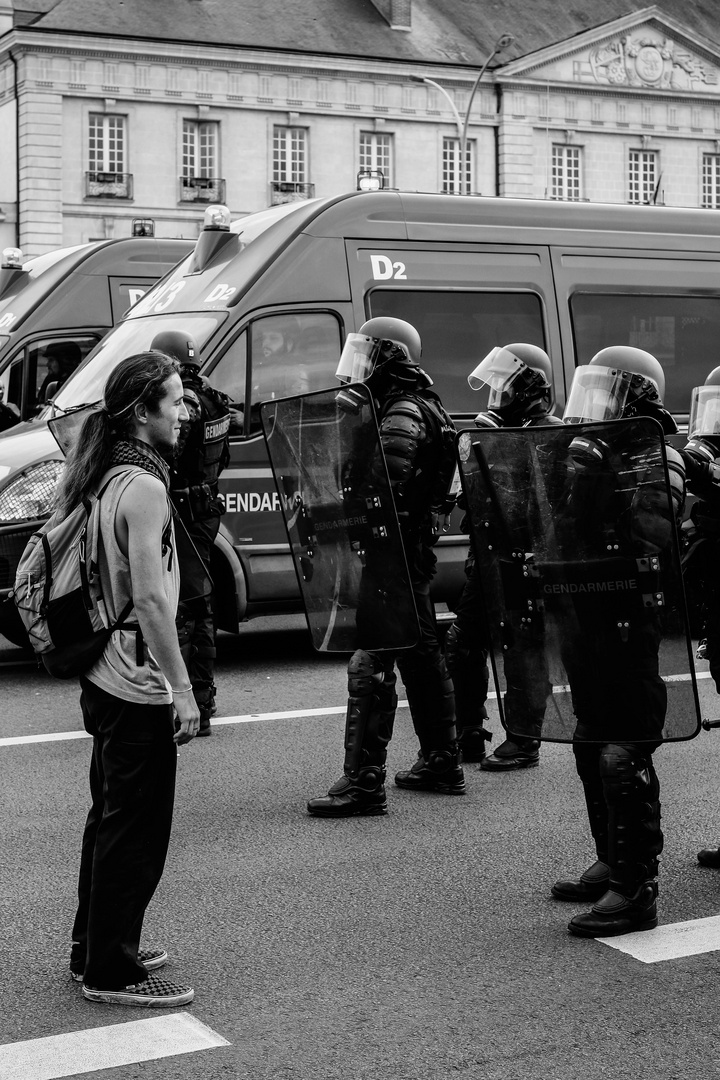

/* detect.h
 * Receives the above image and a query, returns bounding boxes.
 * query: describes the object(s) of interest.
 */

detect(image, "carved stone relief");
[588,34,719,90]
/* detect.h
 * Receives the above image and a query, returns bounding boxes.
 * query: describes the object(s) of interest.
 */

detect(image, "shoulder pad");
[383,396,425,422]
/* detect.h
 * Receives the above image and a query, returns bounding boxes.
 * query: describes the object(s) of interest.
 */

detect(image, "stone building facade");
[0,2,719,256]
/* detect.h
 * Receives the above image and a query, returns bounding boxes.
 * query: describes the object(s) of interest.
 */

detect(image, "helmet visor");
[335,334,383,385]
[689,385,720,438]
[467,345,551,411]
[563,366,635,424]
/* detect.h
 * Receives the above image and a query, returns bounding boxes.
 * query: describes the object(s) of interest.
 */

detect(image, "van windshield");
[51,312,226,411]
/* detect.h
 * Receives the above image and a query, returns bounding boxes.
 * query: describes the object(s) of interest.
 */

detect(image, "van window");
[368,290,546,414]
[31,337,95,411]
[210,311,343,435]
[0,335,96,424]
[207,329,246,435]
[570,294,720,416]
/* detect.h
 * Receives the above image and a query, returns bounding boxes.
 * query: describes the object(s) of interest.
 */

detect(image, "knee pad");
[444,622,469,667]
[600,743,661,829]
[347,650,382,697]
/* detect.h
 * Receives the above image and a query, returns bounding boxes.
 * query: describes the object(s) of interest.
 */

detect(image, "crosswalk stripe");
[0,1014,229,1080]
[597,914,720,963]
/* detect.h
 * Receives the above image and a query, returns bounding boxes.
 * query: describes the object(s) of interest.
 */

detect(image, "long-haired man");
[61,351,200,1007]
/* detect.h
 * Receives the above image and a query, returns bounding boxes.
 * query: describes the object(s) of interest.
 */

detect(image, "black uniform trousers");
[182,516,220,705]
[70,677,177,989]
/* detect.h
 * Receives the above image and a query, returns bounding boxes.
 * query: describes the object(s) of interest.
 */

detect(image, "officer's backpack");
[12,465,141,678]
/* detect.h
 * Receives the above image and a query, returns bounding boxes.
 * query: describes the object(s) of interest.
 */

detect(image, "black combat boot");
[697,846,720,868]
[394,749,466,794]
[551,859,610,902]
[568,743,662,938]
[308,650,395,818]
[480,737,540,770]
[445,621,491,763]
[457,718,493,763]
[193,681,217,737]
[553,743,610,900]
[307,767,387,817]
[568,881,658,937]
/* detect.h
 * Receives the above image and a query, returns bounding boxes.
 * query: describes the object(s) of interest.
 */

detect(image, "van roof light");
[203,204,231,231]
[132,218,155,237]
[2,247,23,269]
[357,169,385,192]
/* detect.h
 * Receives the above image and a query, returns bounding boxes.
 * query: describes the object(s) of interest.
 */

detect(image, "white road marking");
[0,669,714,748]
[0,1014,229,1080]
[597,914,720,963]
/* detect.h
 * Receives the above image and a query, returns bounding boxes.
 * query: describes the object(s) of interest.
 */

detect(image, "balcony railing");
[179,175,226,203]
[85,171,133,199]
[270,180,315,205]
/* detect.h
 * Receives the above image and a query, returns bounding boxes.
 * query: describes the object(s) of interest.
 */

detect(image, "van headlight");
[0,460,65,522]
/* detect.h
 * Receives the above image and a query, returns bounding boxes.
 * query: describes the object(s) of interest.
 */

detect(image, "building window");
[359,131,392,187]
[551,144,581,201]
[88,113,125,173]
[629,149,657,204]
[182,120,217,179]
[702,154,720,209]
[442,137,473,194]
[180,120,223,202]
[273,125,307,184]
[271,126,313,203]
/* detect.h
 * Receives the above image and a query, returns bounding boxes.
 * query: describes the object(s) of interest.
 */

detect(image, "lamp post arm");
[419,76,463,138]
[459,33,514,195]
[460,58,493,164]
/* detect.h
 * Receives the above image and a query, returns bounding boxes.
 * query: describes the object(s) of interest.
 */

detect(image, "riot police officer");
[307,317,462,817]
[448,343,564,769]
[678,367,720,868]
[552,346,685,936]
[150,330,231,736]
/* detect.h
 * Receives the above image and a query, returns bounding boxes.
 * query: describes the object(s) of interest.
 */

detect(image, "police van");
[0,191,719,634]
[0,234,194,426]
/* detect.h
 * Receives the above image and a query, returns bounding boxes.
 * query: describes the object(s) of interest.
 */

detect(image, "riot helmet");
[468,343,553,426]
[150,329,200,369]
[688,366,720,440]
[335,317,429,388]
[564,346,665,425]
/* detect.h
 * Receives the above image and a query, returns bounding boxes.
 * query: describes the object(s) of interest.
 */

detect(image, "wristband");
[171,686,193,694]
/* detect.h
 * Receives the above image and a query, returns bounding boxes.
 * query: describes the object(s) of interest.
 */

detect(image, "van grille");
[0,526,38,590]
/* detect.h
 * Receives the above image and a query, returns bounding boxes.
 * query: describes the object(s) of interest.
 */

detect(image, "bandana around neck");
[110,436,171,489]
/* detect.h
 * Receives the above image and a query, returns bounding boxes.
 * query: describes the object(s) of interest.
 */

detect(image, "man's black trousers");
[70,677,177,989]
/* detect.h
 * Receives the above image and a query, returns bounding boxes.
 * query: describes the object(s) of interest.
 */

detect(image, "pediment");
[499,6,720,94]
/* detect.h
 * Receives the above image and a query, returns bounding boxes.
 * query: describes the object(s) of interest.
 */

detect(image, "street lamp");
[414,31,514,195]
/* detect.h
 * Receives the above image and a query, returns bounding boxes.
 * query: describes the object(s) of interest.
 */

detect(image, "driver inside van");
[248,318,310,429]
[38,341,82,404]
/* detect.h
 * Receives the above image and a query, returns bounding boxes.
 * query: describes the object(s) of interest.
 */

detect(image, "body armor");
[380,388,457,551]
[171,373,231,525]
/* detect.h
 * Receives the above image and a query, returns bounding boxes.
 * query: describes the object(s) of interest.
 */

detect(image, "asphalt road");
[3,618,720,1079]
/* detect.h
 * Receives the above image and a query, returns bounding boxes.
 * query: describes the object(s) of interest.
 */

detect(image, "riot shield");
[260,385,419,653]
[458,417,700,744]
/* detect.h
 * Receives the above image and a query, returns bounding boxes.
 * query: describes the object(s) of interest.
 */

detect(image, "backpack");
[12,465,142,679]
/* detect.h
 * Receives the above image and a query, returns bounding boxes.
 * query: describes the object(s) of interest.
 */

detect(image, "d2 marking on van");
[370,255,407,281]
[204,284,237,305]
[0,312,16,330]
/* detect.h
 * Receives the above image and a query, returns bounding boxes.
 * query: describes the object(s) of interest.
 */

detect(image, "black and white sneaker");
[82,972,194,1007]
[71,946,168,983]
